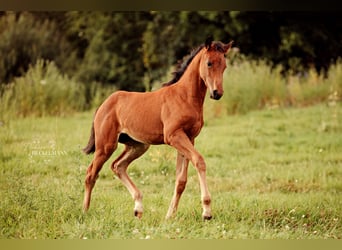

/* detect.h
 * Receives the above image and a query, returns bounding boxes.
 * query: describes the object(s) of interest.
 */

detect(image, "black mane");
[163,41,226,87]
[163,44,205,86]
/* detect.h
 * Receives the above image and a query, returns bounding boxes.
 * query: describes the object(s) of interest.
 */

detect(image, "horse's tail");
[83,109,98,154]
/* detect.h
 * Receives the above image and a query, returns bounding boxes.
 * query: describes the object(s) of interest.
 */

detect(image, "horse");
[82,37,233,220]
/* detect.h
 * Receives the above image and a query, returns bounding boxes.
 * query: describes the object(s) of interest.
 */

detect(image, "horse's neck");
[177,51,207,106]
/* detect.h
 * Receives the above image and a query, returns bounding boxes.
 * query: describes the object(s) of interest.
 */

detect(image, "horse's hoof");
[134,210,143,219]
[203,215,212,220]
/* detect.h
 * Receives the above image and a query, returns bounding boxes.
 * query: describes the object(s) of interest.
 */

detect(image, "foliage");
[142,12,186,90]
[0,105,341,238]
[0,60,86,119]
[0,11,74,84]
[1,55,341,121]
[0,11,341,120]
[203,55,342,117]
[222,59,287,114]
[227,12,342,74]
[1,11,341,93]
[65,11,150,91]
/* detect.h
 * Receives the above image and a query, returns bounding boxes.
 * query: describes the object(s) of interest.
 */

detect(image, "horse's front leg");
[166,152,189,219]
[165,130,212,220]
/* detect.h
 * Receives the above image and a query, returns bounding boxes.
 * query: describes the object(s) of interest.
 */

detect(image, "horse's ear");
[205,35,214,50]
[223,40,234,53]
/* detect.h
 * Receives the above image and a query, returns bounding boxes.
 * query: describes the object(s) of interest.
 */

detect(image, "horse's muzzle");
[210,90,223,100]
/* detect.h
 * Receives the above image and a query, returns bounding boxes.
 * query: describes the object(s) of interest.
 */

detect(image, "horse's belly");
[120,112,164,145]
[121,127,164,145]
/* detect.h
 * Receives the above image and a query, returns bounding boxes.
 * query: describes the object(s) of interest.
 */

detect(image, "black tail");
[83,109,98,154]
[83,121,95,154]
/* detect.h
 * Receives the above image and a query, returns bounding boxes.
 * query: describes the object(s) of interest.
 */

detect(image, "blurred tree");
[142,11,187,89]
[0,11,73,84]
[66,11,151,91]
[1,11,341,92]
[277,12,342,74]
[142,11,235,89]
[226,11,342,74]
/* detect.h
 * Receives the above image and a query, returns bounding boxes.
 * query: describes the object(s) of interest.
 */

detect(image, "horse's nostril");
[211,90,222,100]
[213,90,218,96]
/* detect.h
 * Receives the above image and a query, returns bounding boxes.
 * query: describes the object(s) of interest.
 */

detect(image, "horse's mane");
[163,41,226,87]
[163,44,205,87]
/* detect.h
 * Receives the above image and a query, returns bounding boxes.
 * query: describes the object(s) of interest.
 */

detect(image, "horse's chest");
[182,113,203,138]
[162,100,204,138]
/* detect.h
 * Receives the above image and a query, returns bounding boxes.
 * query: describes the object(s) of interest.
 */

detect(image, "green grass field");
[0,104,341,239]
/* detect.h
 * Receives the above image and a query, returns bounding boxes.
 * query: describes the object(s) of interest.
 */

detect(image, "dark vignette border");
[0,0,341,11]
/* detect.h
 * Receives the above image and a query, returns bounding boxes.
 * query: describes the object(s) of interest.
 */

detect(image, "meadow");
[0,102,341,239]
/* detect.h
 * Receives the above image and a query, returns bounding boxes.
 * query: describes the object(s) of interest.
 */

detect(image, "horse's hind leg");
[111,140,149,218]
[166,152,189,219]
[83,138,118,212]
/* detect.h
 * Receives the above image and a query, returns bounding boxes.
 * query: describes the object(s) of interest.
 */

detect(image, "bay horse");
[83,37,233,220]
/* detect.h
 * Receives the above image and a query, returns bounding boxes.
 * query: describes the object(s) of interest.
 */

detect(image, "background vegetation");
[1,11,342,120]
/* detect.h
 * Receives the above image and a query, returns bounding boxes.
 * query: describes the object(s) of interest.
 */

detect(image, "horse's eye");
[207,62,213,67]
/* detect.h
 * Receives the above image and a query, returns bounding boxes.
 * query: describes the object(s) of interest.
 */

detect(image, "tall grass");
[0,60,84,119]
[1,57,341,122]
[208,58,342,116]
[0,60,115,122]
[223,60,287,114]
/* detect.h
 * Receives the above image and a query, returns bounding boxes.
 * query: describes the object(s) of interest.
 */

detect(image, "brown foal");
[83,37,233,220]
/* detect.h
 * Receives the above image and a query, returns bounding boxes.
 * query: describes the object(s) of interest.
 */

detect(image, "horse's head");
[200,37,233,100]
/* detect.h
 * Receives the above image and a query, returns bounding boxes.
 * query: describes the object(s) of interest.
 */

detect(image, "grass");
[0,60,115,120]
[0,104,341,239]
[220,58,342,115]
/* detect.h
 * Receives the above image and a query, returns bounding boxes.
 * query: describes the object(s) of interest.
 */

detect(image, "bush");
[0,60,86,120]
[83,81,116,110]
[0,12,72,84]
[204,57,341,117]
[1,56,340,122]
